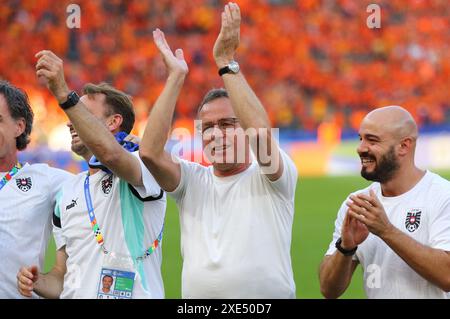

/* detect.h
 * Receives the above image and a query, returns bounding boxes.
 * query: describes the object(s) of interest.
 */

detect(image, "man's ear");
[398,136,414,157]
[107,114,123,132]
[14,118,26,138]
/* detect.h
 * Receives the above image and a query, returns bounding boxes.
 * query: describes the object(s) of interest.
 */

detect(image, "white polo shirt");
[168,150,298,298]
[54,152,166,299]
[0,163,73,298]
[326,171,450,299]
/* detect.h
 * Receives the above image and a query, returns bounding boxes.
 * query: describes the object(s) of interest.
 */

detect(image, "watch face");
[69,91,80,104]
[229,61,240,73]
[68,91,77,102]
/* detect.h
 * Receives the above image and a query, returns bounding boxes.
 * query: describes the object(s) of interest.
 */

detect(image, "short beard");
[71,143,90,158]
[361,146,399,183]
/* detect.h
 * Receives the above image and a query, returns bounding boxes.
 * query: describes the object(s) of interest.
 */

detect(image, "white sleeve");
[263,149,298,201]
[130,151,162,198]
[47,167,74,203]
[46,168,72,250]
[53,224,65,250]
[429,197,450,252]
[166,158,192,203]
[325,198,358,261]
[52,189,66,250]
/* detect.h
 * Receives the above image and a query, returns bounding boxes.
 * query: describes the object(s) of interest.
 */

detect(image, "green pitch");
[44,172,450,298]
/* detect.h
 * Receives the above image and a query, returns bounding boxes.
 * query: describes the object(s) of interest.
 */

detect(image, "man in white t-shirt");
[16,52,166,299]
[139,3,297,298]
[319,106,450,299]
[0,81,73,298]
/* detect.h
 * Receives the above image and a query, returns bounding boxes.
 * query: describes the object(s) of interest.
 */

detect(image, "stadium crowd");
[0,0,449,149]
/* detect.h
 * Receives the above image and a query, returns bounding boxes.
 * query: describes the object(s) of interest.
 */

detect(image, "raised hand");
[341,208,370,250]
[17,265,39,297]
[35,50,70,104]
[213,2,241,68]
[153,28,188,77]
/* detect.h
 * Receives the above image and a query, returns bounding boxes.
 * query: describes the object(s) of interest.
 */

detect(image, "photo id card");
[97,252,136,299]
[97,267,135,299]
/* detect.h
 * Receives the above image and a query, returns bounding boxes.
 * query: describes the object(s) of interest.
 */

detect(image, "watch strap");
[335,237,357,256]
[218,66,231,76]
[59,91,80,110]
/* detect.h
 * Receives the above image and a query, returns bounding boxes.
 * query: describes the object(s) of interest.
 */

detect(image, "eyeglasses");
[197,117,240,134]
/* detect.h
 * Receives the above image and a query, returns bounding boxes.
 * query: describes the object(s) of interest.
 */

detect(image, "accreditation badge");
[97,252,136,299]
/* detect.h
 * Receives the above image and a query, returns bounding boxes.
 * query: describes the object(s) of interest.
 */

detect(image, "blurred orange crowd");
[0,0,449,147]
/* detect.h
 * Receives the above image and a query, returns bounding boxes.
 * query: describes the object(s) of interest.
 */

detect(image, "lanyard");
[0,163,22,191]
[83,174,164,260]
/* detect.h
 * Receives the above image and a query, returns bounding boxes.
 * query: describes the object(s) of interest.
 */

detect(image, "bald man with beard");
[319,106,450,299]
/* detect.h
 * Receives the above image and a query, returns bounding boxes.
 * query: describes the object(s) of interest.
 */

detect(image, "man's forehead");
[80,94,106,114]
[199,98,235,122]
[80,93,106,103]
[359,118,385,137]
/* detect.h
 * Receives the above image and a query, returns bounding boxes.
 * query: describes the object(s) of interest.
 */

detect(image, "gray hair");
[197,88,229,116]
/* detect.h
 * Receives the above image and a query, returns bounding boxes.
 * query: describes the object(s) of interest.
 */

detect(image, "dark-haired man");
[0,81,73,298]
[17,51,166,299]
[320,106,450,299]
[101,275,113,294]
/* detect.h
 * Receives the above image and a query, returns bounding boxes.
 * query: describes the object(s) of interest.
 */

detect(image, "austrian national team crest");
[101,174,113,195]
[16,177,32,192]
[405,209,422,232]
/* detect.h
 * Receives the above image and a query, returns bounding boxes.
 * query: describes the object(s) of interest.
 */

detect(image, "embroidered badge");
[16,177,32,192]
[101,174,113,195]
[405,209,421,233]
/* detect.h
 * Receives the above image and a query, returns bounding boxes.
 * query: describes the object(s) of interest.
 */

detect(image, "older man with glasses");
[139,2,298,298]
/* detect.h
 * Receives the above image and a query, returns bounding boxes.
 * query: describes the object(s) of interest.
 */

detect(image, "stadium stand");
[1,0,448,153]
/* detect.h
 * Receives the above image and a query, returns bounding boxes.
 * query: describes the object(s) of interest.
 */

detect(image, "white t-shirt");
[0,163,73,299]
[168,150,298,298]
[54,152,166,299]
[326,171,450,299]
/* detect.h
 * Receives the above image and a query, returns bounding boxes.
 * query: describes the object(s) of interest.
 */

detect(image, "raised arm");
[213,3,282,181]
[139,29,188,192]
[35,50,143,186]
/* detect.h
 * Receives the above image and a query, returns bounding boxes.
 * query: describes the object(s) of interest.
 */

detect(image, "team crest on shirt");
[101,174,113,195]
[405,209,421,232]
[16,177,32,192]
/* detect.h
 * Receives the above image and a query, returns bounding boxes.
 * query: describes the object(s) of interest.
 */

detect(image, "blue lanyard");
[0,163,22,191]
[83,174,106,250]
[83,173,164,259]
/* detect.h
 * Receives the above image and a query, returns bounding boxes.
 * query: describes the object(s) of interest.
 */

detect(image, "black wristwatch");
[335,237,357,256]
[218,60,240,76]
[59,91,80,110]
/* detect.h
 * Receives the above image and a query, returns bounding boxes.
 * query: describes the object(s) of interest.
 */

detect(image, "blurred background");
[1,0,449,298]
